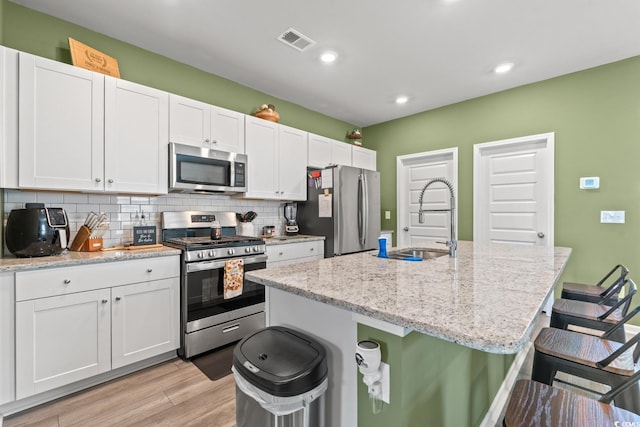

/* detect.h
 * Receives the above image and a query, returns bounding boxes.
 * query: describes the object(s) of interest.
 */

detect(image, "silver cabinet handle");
[115,296,122,301]
[309,248,314,252]
[101,299,108,304]
[279,252,283,256]
[204,138,210,143]
[95,178,101,183]
[63,279,71,284]
[147,268,153,273]
[537,232,545,238]
[403,227,409,231]
[211,139,218,144]
[108,179,114,183]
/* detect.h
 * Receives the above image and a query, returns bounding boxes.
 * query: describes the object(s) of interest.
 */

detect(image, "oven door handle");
[186,254,268,273]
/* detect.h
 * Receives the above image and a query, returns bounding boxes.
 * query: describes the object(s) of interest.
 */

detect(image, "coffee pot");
[284,203,299,236]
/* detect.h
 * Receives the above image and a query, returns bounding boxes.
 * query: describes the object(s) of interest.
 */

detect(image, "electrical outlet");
[600,211,625,224]
[385,211,391,220]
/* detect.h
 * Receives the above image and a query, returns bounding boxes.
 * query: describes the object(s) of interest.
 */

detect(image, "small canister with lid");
[262,225,276,237]
[211,219,222,240]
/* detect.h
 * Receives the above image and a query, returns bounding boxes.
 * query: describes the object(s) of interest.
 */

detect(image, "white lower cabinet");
[266,240,324,268]
[0,272,15,405]
[14,256,180,400]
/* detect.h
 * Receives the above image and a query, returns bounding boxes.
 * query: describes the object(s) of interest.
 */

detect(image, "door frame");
[472,132,555,246]
[396,147,458,247]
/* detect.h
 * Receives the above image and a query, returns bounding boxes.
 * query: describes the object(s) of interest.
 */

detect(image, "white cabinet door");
[352,145,377,170]
[0,272,15,405]
[16,289,111,399]
[18,52,105,192]
[0,47,19,189]
[307,133,332,168]
[169,95,245,154]
[169,94,211,147]
[244,115,279,199]
[111,278,179,369]
[104,76,168,194]
[278,125,308,201]
[331,140,352,166]
[210,105,245,154]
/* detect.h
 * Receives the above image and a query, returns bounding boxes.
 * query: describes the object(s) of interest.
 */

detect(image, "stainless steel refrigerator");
[298,165,380,257]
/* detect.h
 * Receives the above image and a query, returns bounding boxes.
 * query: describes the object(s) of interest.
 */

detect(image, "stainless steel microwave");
[169,143,247,194]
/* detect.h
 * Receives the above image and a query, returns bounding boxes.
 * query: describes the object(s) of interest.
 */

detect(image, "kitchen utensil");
[245,211,258,222]
[284,203,298,236]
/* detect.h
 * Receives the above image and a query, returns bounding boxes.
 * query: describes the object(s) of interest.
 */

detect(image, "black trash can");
[232,326,328,427]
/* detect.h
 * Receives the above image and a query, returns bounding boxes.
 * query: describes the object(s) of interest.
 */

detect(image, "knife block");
[80,237,103,252]
[69,225,91,251]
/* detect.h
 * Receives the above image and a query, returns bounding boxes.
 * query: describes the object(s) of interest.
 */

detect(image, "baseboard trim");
[479,342,532,427]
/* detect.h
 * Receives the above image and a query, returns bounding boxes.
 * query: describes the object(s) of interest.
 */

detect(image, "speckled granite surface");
[263,235,325,246]
[0,246,181,272]
[247,240,571,354]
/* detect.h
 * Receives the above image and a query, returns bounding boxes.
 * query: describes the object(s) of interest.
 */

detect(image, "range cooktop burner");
[164,235,263,249]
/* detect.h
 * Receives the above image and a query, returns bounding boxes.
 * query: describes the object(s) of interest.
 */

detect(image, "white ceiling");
[10,0,640,127]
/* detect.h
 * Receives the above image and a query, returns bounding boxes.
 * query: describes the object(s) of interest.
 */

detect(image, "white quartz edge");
[0,246,181,272]
[247,241,571,354]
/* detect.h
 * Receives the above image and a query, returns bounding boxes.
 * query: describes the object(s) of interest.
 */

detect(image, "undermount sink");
[386,247,449,261]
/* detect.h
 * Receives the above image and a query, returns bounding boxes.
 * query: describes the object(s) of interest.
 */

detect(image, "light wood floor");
[3,358,236,427]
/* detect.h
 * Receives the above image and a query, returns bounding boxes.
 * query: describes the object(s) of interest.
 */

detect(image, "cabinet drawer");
[267,240,323,265]
[16,256,180,301]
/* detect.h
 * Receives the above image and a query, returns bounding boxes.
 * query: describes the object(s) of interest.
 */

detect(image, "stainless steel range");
[161,211,266,358]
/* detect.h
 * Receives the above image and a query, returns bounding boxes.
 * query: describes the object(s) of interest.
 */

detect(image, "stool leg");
[531,351,556,385]
[607,327,626,344]
[549,313,568,330]
[611,378,640,415]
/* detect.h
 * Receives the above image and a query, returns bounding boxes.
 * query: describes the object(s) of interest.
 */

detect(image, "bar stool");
[562,264,628,304]
[531,307,640,414]
[504,374,640,426]
[550,278,636,342]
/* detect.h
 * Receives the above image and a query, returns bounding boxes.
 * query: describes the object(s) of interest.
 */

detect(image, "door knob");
[537,232,545,238]
[403,227,409,231]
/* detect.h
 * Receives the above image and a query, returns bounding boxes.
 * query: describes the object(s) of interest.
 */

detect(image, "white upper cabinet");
[244,116,308,200]
[18,52,169,194]
[352,145,377,171]
[169,94,245,154]
[308,133,362,168]
[19,52,105,192]
[104,76,168,194]
[0,47,19,189]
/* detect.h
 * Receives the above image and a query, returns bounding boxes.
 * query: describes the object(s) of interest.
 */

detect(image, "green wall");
[1,0,355,140]
[364,56,640,310]
[357,325,513,427]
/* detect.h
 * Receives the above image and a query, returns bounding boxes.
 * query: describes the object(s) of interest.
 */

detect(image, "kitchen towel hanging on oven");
[224,258,244,299]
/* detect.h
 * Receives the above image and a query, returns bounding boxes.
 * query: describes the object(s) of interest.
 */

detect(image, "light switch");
[600,211,625,224]
[580,177,600,189]
[385,211,391,220]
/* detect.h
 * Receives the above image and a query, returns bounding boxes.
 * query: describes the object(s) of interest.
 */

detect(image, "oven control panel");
[185,244,266,262]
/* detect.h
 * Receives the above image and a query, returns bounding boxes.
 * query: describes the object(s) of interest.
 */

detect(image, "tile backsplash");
[2,189,288,250]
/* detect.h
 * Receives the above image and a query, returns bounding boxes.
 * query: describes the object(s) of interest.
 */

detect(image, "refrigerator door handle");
[358,171,368,246]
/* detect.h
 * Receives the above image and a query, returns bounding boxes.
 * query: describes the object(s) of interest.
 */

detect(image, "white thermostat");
[579,177,600,189]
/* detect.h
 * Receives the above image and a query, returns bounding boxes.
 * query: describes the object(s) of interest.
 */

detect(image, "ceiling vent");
[277,28,316,52]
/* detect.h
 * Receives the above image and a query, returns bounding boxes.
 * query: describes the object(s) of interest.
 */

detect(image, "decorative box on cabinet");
[14,256,179,399]
[169,94,245,154]
[244,116,307,200]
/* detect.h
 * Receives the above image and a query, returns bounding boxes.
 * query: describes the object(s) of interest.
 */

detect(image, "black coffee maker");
[284,203,299,236]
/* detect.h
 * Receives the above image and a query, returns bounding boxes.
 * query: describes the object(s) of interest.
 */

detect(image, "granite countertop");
[246,240,572,354]
[0,246,181,273]
[263,234,325,246]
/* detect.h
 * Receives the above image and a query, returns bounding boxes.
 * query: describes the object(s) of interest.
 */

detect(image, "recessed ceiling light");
[320,51,337,63]
[395,95,409,104]
[494,62,514,74]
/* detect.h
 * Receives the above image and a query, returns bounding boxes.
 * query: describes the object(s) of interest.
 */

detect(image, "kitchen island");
[247,241,571,427]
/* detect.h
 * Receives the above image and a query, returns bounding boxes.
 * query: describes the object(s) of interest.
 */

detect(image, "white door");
[473,133,554,247]
[397,148,458,247]
[111,278,179,369]
[278,124,308,201]
[104,76,169,194]
[19,53,104,192]
[15,289,111,399]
